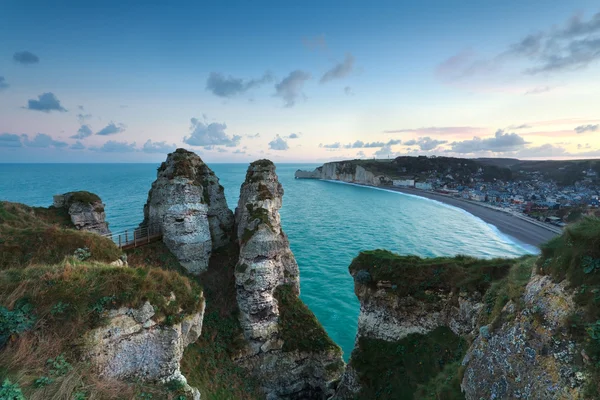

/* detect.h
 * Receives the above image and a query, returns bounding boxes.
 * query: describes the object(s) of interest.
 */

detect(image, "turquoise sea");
[0,163,533,360]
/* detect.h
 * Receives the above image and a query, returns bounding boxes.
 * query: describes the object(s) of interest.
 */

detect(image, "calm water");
[0,163,532,360]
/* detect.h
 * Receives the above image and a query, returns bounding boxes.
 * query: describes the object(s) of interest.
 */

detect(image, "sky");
[1,0,600,163]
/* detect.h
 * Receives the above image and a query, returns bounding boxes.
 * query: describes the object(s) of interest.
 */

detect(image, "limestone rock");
[354,279,483,343]
[53,191,111,235]
[142,148,234,274]
[84,299,205,397]
[234,160,344,399]
[461,273,586,400]
[295,162,392,186]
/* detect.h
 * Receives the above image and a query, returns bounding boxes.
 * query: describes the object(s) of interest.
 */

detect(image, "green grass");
[0,259,203,327]
[0,201,122,270]
[537,216,600,396]
[349,249,515,298]
[350,326,467,400]
[0,258,203,400]
[274,284,341,354]
[478,256,536,328]
[65,191,101,206]
[180,244,263,400]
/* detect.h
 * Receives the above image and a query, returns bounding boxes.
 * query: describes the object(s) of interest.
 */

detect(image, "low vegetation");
[64,191,101,207]
[0,257,203,399]
[538,216,600,396]
[274,284,341,354]
[478,256,536,328]
[349,249,515,298]
[350,326,467,400]
[179,245,263,400]
[0,201,122,270]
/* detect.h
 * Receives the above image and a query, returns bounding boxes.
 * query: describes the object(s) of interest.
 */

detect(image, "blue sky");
[1,0,599,162]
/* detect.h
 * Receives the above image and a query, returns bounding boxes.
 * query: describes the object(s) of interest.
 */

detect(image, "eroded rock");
[84,299,205,399]
[234,160,344,399]
[53,191,111,235]
[461,273,586,400]
[142,148,234,274]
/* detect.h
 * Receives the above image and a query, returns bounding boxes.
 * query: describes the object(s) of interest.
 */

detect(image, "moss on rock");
[274,284,341,354]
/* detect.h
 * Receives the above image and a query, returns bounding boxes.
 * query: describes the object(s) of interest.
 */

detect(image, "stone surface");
[84,299,205,397]
[141,148,234,274]
[234,160,344,399]
[333,271,485,399]
[54,192,111,235]
[295,162,392,186]
[354,281,483,343]
[461,273,587,400]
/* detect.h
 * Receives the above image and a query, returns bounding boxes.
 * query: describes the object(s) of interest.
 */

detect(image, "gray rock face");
[295,162,392,186]
[84,299,205,399]
[461,273,587,400]
[53,192,111,235]
[355,283,484,342]
[333,276,484,399]
[234,160,344,399]
[142,148,234,274]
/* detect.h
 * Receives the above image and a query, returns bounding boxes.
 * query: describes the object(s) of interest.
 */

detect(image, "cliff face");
[336,217,600,400]
[333,251,516,399]
[142,148,234,274]
[295,162,392,186]
[234,160,344,399]
[53,191,111,235]
[461,272,585,399]
[84,298,205,399]
[461,218,600,399]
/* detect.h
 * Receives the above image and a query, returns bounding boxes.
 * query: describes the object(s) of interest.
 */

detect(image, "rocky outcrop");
[333,251,517,399]
[461,272,586,399]
[84,298,205,400]
[354,282,484,342]
[234,160,344,399]
[142,148,234,274]
[53,191,111,235]
[295,162,392,186]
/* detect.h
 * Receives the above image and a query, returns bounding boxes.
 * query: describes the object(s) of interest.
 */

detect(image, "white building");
[415,182,432,190]
[393,179,415,187]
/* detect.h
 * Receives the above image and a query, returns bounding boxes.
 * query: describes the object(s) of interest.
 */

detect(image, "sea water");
[0,163,531,360]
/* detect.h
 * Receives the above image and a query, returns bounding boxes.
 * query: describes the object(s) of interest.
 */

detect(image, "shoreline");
[321,180,561,248]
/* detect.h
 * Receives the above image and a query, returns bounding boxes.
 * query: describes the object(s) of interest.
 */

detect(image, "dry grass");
[0,201,122,270]
[0,258,204,399]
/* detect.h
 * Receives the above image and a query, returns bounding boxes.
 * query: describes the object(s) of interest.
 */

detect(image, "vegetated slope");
[128,241,264,400]
[0,201,121,269]
[0,200,205,399]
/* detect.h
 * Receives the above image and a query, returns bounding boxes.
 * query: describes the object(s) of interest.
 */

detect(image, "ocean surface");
[0,163,533,360]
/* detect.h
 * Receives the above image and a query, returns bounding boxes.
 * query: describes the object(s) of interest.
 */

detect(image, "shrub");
[0,300,36,347]
[33,376,53,388]
[0,379,25,400]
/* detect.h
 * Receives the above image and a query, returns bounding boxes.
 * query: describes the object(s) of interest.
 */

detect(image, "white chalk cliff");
[142,148,234,274]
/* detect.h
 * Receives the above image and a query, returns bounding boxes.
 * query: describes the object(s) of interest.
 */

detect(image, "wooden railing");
[103,223,162,249]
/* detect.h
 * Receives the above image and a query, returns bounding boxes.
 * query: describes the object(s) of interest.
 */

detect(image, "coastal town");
[387,157,600,227]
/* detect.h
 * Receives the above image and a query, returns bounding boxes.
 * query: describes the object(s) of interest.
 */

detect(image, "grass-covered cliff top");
[0,258,204,399]
[64,191,102,206]
[0,201,122,270]
[349,249,516,296]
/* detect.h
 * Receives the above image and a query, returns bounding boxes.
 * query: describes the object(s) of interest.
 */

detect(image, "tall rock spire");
[142,148,234,274]
[234,160,344,399]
